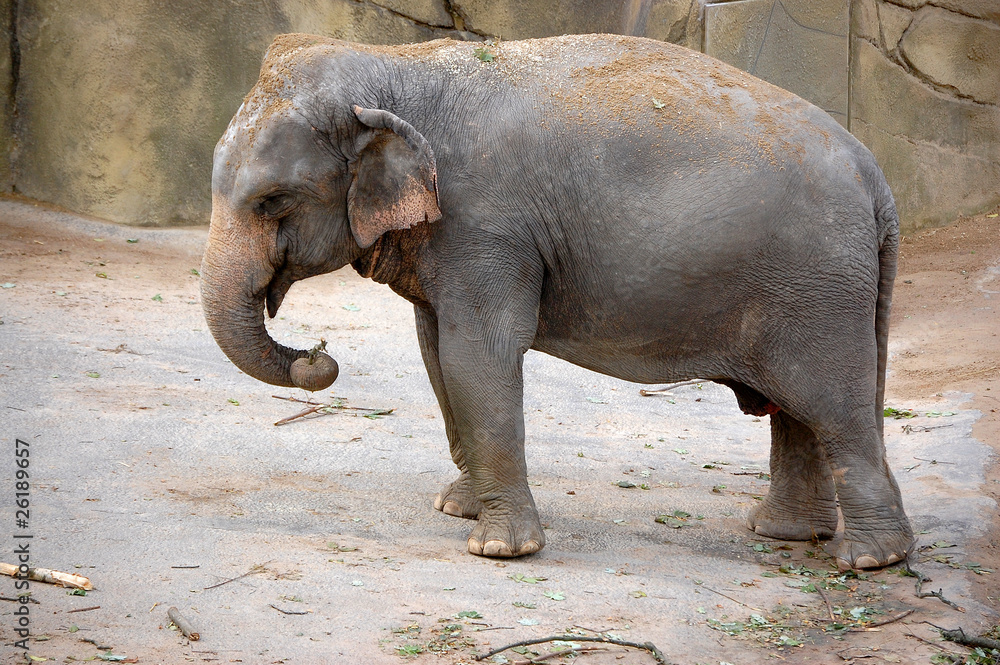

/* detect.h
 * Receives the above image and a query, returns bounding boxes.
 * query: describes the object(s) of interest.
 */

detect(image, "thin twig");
[274,405,324,426]
[868,608,916,627]
[0,596,39,604]
[848,609,915,631]
[269,604,309,615]
[203,561,271,590]
[80,637,112,649]
[475,635,670,664]
[473,625,516,631]
[639,380,707,397]
[913,457,956,465]
[66,605,100,613]
[698,584,764,612]
[908,563,965,612]
[816,584,835,622]
[171,565,200,569]
[516,646,608,664]
[904,631,965,655]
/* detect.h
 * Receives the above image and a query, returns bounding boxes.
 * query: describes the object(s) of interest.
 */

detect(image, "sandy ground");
[0,197,998,665]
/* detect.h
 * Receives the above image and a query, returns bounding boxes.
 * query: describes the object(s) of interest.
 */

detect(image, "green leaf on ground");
[543,590,565,601]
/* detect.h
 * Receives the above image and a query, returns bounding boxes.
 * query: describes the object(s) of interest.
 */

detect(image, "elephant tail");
[874,182,900,437]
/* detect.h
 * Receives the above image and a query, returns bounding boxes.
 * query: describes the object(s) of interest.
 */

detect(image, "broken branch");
[908,564,965,612]
[639,380,707,397]
[269,604,309,615]
[698,584,765,612]
[0,563,93,590]
[475,634,670,664]
[168,606,201,641]
[203,561,270,590]
[940,626,1000,651]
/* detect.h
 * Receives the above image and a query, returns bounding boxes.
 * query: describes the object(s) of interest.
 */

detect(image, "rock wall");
[851,0,1000,229]
[0,0,996,230]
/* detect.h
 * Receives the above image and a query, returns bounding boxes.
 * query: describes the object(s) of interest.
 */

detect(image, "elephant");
[201,33,914,570]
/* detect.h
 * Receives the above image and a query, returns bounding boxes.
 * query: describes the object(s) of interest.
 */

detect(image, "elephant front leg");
[415,306,483,520]
[748,411,840,540]
[437,325,544,558]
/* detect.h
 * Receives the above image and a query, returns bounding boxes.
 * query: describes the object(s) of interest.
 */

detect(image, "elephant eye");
[258,193,294,218]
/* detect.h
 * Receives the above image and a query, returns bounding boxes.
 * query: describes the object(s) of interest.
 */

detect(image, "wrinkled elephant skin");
[201,34,913,570]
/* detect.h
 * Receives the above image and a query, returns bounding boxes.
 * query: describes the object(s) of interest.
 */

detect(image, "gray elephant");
[201,33,913,570]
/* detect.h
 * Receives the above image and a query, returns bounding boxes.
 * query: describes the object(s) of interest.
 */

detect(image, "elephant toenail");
[483,540,514,557]
[443,501,463,517]
[518,540,541,556]
[886,552,902,564]
[433,495,445,511]
[467,538,483,555]
[854,555,880,569]
[836,557,852,572]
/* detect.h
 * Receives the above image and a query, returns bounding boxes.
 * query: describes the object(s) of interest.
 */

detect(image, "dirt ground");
[0,197,998,665]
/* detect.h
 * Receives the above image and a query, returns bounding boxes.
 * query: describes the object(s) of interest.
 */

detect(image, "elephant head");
[200,36,441,388]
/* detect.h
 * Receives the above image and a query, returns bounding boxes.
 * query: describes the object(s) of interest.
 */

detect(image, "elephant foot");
[433,472,483,519]
[467,503,545,558]
[747,497,839,541]
[832,527,915,571]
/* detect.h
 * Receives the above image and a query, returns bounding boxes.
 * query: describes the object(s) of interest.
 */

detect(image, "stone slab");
[704,0,849,126]
[900,5,1000,105]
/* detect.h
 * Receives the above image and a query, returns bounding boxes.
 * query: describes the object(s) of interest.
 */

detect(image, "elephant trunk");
[200,254,307,388]
[200,200,308,388]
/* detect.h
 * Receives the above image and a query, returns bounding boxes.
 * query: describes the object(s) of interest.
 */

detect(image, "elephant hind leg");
[747,410,840,541]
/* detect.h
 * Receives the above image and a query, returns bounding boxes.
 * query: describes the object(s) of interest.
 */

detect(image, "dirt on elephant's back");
[889,206,1000,609]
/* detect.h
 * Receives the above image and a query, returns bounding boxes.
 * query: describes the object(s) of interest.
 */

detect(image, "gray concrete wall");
[0,0,996,230]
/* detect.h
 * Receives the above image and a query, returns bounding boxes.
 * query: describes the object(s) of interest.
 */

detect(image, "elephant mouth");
[266,269,295,319]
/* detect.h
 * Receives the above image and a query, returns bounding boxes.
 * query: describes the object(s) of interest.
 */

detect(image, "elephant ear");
[348,105,441,249]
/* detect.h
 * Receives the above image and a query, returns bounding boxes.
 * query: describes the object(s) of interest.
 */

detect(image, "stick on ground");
[474,634,670,664]
[0,563,93,590]
[203,561,270,590]
[699,584,764,612]
[939,626,1000,651]
[908,564,965,612]
[639,380,707,397]
[168,606,201,641]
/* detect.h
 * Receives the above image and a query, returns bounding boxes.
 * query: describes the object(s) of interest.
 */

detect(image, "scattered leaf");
[1,282,15,288]
[672,448,689,455]
[190,268,200,276]
[884,407,915,419]
[96,272,108,279]
[616,480,637,488]
[228,398,240,406]
[925,411,957,418]
[151,294,163,302]
[474,46,495,62]
[85,372,100,379]
[518,617,539,625]
[630,590,647,598]
[342,304,360,311]
[586,397,608,404]
[512,601,536,609]
[652,98,666,109]
[543,590,565,601]
[457,610,482,618]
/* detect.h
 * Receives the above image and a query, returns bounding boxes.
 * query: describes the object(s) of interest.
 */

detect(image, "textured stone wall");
[0,0,996,229]
[851,0,1000,229]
